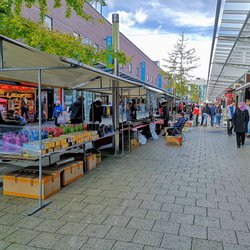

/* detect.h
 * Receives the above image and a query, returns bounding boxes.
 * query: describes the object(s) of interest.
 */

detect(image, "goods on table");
[3,171,60,199]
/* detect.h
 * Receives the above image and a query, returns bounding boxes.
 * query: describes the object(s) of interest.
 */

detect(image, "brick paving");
[0,127,250,249]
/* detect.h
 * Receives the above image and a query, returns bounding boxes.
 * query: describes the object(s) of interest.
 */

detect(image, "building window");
[44,15,52,30]
[129,63,132,73]
[93,43,99,51]
[82,37,91,45]
[73,32,80,38]
[151,76,153,83]
[136,67,139,77]
[146,74,149,81]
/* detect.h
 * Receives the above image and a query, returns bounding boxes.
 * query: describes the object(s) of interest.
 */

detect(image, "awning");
[207,0,250,100]
[235,81,250,91]
[0,35,143,90]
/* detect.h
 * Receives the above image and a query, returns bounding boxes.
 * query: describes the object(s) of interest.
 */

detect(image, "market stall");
[0,34,144,214]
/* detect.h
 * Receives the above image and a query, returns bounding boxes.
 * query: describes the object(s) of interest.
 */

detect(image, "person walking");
[246,99,250,137]
[226,100,236,135]
[69,96,85,124]
[193,104,199,126]
[21,97,29,122]
[53,100,63,126]
[202,103,210,127]
[89,100,102,123]
[232,101,249,148]
[161,101,169,136]
[215,104,222,128]
[209,104,216,127]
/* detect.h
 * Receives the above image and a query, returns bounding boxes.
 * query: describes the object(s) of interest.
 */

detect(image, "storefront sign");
[0,85,35,91]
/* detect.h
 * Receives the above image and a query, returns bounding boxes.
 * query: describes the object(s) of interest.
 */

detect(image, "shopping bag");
[138,131,147,145]
[149,122,159,140]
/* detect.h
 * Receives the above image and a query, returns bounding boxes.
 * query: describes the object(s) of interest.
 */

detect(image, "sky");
[102,0,217,80]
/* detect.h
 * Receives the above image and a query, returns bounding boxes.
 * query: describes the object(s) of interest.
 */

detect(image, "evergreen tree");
[164,34,200,100]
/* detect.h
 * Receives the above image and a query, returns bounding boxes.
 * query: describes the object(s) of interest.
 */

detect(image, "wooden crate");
[86,154,97,171]
[166,136,182,146]
[96,153,102,164]
[61,161,84,186]
[3,171,60,200]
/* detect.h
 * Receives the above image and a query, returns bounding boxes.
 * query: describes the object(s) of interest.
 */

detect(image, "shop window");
[44,15,52,30]
[129,63,132,73]
[73,32,80,38]
[136,67,139,77]
[151,76,153,83]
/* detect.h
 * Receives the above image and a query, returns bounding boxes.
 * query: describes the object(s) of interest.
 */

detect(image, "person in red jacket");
[193,104,200,126]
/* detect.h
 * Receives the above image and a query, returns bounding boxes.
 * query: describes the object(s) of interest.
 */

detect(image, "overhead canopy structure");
[0,35,144,91]
[207,0,250,100]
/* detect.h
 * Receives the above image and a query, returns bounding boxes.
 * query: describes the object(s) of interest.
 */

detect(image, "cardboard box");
[3,171,60,200]
[61,161,84,186]
[96,153,102,164]
[166,136,182,146]
[131,139,139,149]
[86,154,96,171]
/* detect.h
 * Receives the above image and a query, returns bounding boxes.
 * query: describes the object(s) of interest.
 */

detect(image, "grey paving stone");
[192,238,223,250]
[102,206,127,216]
[236,231,250,246]
[12,216,43,230]
[145,210,170,221]
[81,213,109,224]
[117,191,138,200]
[84,188,103,196]
[140,200,162,210]
[0,214,24,226]
[59,211,88,222]
[161,234,192,250]
[5,244,44,250]
[0,225,17,240]
[194,215,220,228]
[61,201,88,212]
[57,222,88,235]
[127,217,155,230]
[167,190,187,198]
[36,208,68,220]
[82,195,105,205]
[152,220,179,234]
[169,212,194,225]
[103,215,131,227]
[123,207,148,218]
[149,188,168,195]
[161,203,184,213]
[105,226,136,242]
[111,241,144,250]
[175,197,196,206]
[154,195,175,204]
[196,199,218,208]
[220,219,249,232]
[101,198,123,206]
[28,232,63,249]
[81,204,107,215]
[120,199,143,208]
[219,202,243,212]
[33,219,66,233]
[144,247,169,250]
[82,224,111,238]
[0,240,11,249]
[223,243,250,250]
[132,230,163,247]
[208,227,237,244]
[135,193,156,201]
[179,224,207,239]
[208,208,232,219]
[81,237,115,250]
[53,235,88,250]
[184,205,207,216]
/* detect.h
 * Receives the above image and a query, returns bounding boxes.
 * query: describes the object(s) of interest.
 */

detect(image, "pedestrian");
[69,96,85,124]
[161,101,169,136]
[202,103,210,127]
[21,96,29,122]
[209,104,216,127]
[193,104,199,126]
[126,101,132,121]
[130,101,137,121]
[246,99,250,137]
[53,100,63,127]
[215,104,222,128]
[226,100,236,135]
[89,100,102,123]
[232,101,249,148]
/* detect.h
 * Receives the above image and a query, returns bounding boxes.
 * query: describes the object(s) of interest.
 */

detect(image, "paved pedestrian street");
[1,127,250,250]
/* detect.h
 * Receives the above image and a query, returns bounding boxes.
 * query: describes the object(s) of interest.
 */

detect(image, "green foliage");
[0,0,106,20]
[0,14,129,68]
[163,33,200,100]
[189,83,200,103]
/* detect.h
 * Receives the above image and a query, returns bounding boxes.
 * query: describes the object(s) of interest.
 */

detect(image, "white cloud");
[135,9,147,24]
[162,8,214,27]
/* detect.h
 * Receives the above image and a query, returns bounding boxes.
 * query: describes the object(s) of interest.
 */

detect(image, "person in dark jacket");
[161,101,169,136]
[89,100,102,123]
[167,112,186,136]
[69,96,85,124]
[209,104,216,127]
[202,103,211,127]
[232,101,249,148]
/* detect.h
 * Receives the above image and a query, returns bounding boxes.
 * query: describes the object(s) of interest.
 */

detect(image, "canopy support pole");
[121,88,124,156]
[29,69,51,216]
[0,39,3,69]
